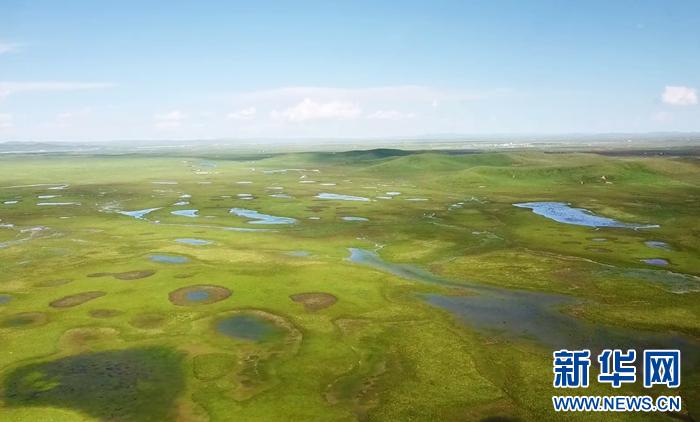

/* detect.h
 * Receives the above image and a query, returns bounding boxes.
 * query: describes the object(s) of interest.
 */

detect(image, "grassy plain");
[0,149,698,421]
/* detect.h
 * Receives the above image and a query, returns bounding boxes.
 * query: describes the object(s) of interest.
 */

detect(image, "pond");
[168,285,231,305]
[315,192,370,202]
[513,202,659,229]
[642,258,669,266]
[342,216,369,221]
[186,290,210,301]
[118,208,161,220]
[149,254,189,264]
[645,240,672,251]
[216,314,283,342]
[175,238,212,245]
[171,209,199,218]
[229,208,296,224]
[0,294,12,305]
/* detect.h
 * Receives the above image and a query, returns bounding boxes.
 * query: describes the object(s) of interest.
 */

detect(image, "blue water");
[315,192,370,202]
[642,258,669,266]
[171,209,199,218]
[0,294,12,305]
[118,208,161,219]
[513,202,659,229]
[149,254,189,264]
[229,208,296,225]
[645,240,672,251]
[175,238,212,245]
[216,315,281,342]
[347,248,700,358]
[186,290,210,302]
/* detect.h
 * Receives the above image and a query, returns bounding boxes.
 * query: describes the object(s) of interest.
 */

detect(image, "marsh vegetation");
[0,148,699,421]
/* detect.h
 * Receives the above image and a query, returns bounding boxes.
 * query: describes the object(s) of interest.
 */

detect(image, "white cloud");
[661,86,697,106]
[154,110,186,130]
[0,81,114,99]
[0,113,13,130]
[367,110,416,120]
[226,107,256,121]
[271,98,361,122]
[0,42,21,55]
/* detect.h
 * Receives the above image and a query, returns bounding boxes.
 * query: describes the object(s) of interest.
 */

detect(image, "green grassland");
[0,149,698,421]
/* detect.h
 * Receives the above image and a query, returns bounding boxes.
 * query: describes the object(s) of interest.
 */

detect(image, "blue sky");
[1,0,699,141]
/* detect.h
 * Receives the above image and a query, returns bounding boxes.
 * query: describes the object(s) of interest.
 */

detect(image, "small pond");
[513,202,659,229]
[229,208,296,225]
[149,254,189,264]
[119,208,161,220]
[175,238,212,246]
[186,291,210,302]
[216,314,283,342]
[315,193,370,202]
[342,216,369,221]
[645,240,672,251]
[642,258,669,266]
[171,209,199,218]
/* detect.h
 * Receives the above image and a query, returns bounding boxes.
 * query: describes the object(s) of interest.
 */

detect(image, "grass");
[0,149,698,421]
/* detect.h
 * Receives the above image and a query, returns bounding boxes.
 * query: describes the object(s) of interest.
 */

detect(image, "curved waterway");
[347,248,699,365]
[513,202,659,229]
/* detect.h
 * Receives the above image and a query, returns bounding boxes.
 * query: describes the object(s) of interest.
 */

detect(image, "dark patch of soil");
[1,312,48,328]
[36,279,73,287]
[89,309,123,318]
[290,292,338,311]
[87,270,155,280]
[50,291,106,308]
[129,313,168,329]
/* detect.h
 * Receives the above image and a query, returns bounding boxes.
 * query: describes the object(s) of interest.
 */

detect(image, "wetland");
[0,148,699,421]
